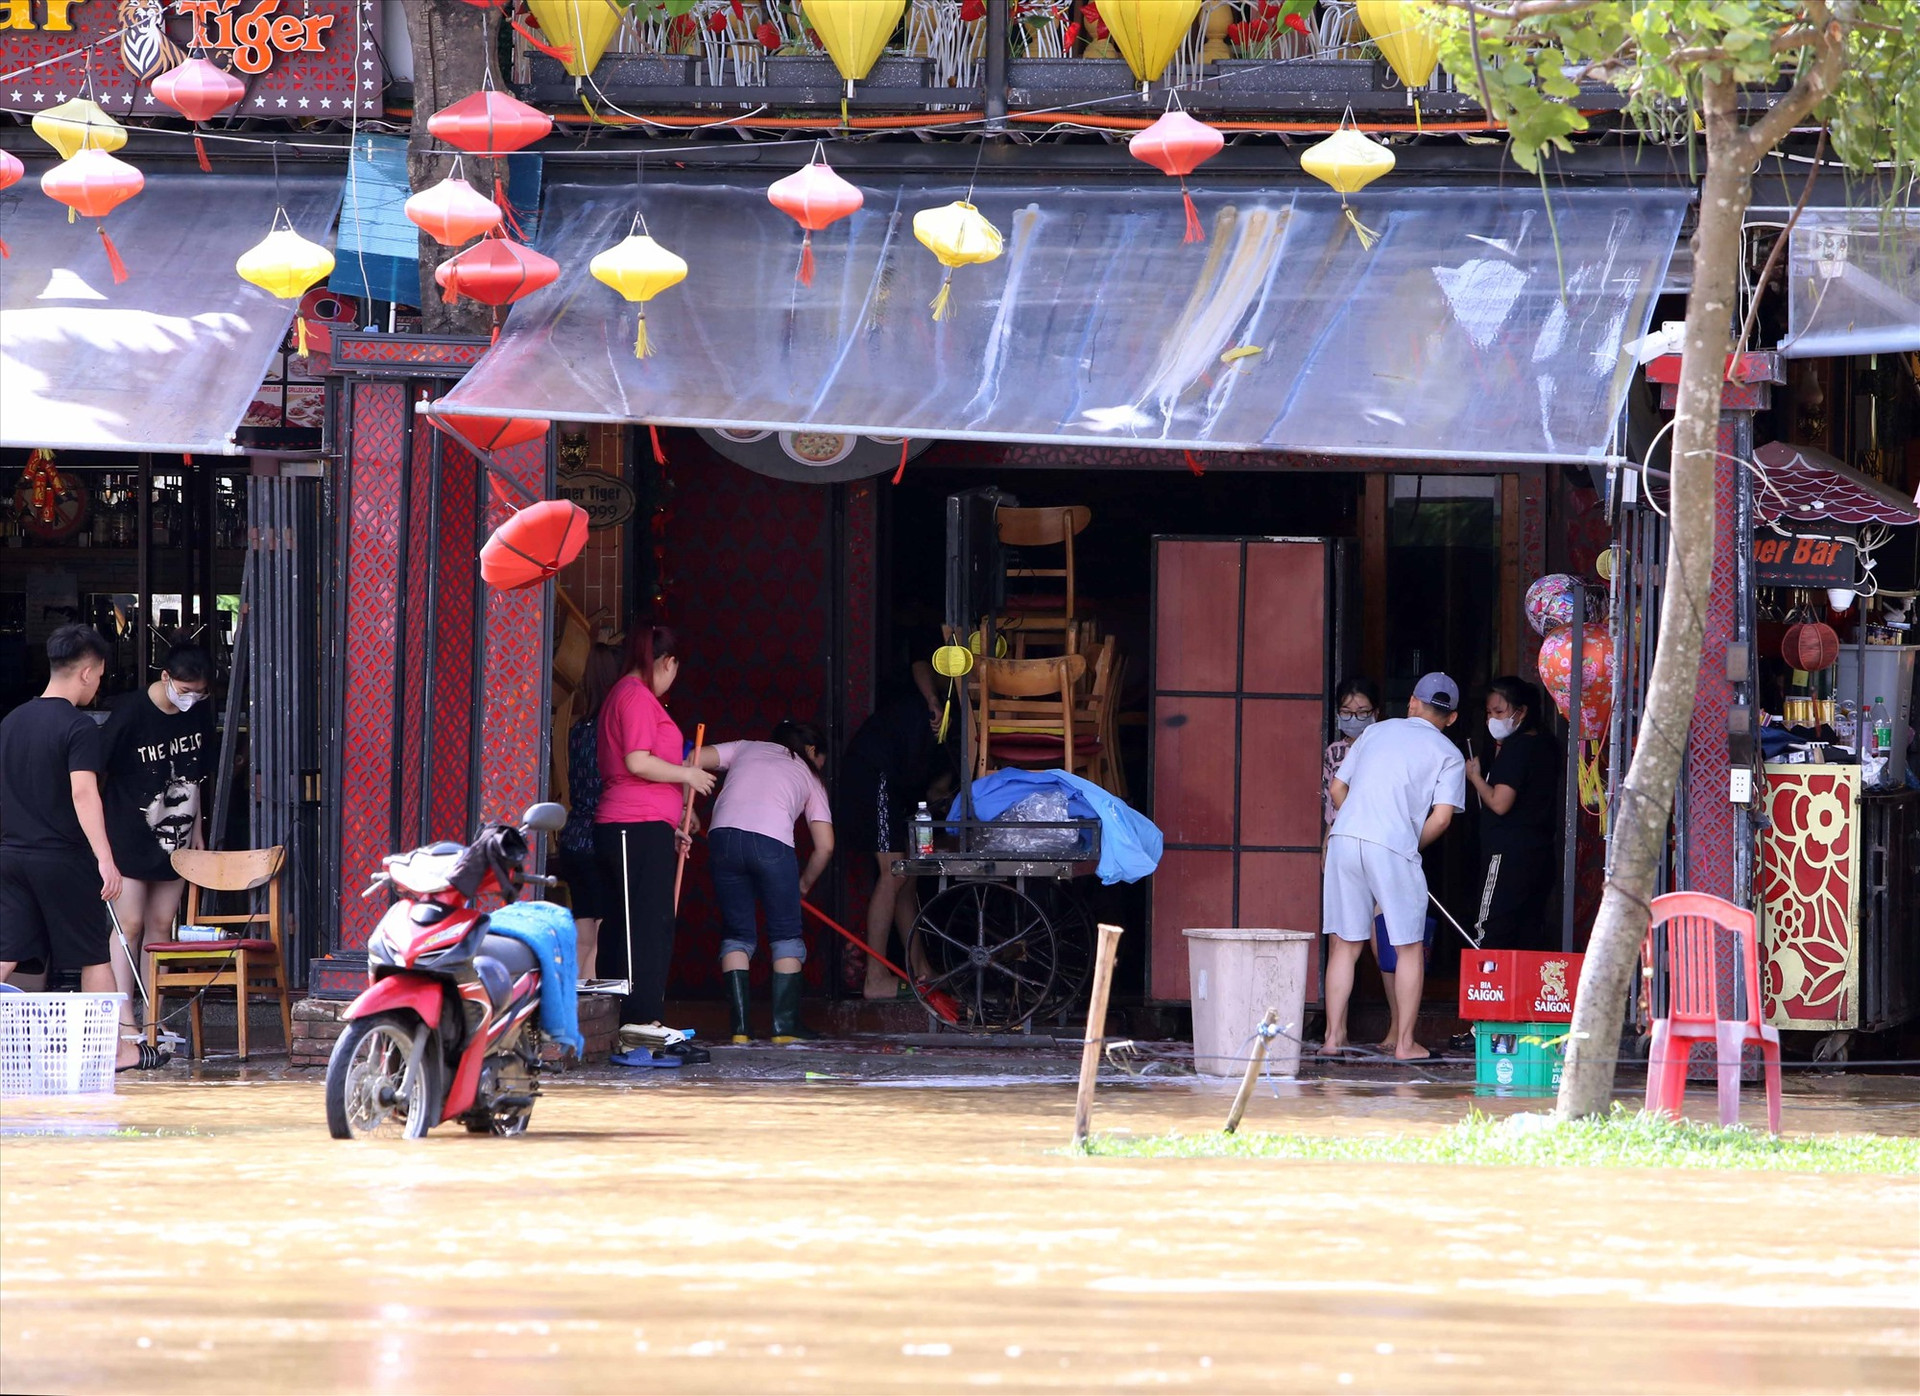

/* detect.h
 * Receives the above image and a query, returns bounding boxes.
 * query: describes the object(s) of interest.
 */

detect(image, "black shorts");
[556,844,609,921]
[0,850,110,971]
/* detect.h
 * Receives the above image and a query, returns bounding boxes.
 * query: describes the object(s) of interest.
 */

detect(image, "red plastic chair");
[1642,891,1782,1133]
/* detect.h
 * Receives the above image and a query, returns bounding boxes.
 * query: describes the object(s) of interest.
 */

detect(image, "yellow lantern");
[32,97,126,160]
[590,217,688,358]
[524,0,623,79]
[913,200,1003,322]
[801,0,908,92]
[1300,126,1395,249]
[236,209,337,356]
[1097,0,1203,87]
[1355,0,1440,90]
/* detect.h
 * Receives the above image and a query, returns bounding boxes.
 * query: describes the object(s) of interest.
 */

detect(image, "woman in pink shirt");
[594,625,715,1052]
[693,719,834,1045]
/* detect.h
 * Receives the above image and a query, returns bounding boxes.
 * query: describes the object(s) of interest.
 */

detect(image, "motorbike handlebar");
[360,876,390,900]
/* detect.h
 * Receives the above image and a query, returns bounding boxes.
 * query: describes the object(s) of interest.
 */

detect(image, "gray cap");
[1412,672,1460,712]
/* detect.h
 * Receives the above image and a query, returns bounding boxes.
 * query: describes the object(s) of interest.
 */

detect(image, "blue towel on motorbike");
[486,899,583,1056]
[953,769,1163,885]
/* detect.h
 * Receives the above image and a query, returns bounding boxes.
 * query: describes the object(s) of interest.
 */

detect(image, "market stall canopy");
[0,169,342,455]
[434,178,1686,466]
[1781,209,1920,359]
[1753,441,1920,526]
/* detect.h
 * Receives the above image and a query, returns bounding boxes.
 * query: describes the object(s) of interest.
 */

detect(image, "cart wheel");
[909,881,1060,1031]
[1034,883,1094,1020]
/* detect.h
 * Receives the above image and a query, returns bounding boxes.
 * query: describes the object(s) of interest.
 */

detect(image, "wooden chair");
[146,847,290,1060]
[974,653,1093,779]
[1643,890,1782,1134]
[996,505,1092,655]
[1075,638,1127,797]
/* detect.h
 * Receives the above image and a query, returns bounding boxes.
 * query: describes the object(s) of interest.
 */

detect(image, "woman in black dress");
[1464,676,1560,950]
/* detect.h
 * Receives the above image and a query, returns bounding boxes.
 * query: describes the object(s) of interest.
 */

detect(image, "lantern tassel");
[98,227,128,284]
[0,237,9,259]
[649,424,667,465]
[494,176,526,238]
[1342,202,1380,251]
[510,13,574,65]
[798,230,815,287]
[1180,181,1204,244]
[442,276,460,305]
[929,273,954,322]
[634,310,650,359]
[194,133,212,173]
[296,315,309,358]
[68,205,77,224]
[892,438,910,485]
[1184,450,1205,477]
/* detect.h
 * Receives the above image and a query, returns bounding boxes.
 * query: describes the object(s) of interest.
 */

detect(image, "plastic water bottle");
[1871,697,1893,756]
[913,802,935,857]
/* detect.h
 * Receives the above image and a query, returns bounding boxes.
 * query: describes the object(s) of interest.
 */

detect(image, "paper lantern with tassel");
[236,209,337,355]
[433,415,551,455]
[429,88,554,155]
[149,56,247,171]
[32,97,126,159]
[1129,104,1222,243]
[1300,126,1395,249]
[1354,1,1440,90]
[522,0,621,77]
[405,172,503,247]
[767,151,863,287]
[912,200,1003,322]
[481,499,590,592]
[41,149,144,284]
[0,148,21,261]
[1097,0,1203,87]
[801,0,907,92]
[590,218,688,359]
[435,234,560,309]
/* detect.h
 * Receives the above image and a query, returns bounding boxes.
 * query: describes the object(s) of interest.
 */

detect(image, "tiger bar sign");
[1,1,379,115]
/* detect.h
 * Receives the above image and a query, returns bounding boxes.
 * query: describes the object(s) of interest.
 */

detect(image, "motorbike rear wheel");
[325,1011,439,1140]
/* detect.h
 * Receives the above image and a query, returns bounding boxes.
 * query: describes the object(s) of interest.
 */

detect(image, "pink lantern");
[1538,627,1615,743]
[1526,573,1597,636]
[150,56,246,121]
[0,148,20,259]
[767,152,863,286]
[405,175,503,247]
[1129,106,1223,243]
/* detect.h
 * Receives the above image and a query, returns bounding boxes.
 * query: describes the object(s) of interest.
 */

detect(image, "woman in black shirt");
[1464,676,1560,950]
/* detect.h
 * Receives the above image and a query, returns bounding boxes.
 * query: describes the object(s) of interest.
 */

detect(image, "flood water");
[3,1066,1917,1394]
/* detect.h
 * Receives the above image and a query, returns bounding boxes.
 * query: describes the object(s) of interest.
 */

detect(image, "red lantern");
[405,174,503,247]
[434,234,559,308]
[1781,621,1840,672]
[432,414,551,455]
[480,499,590,591]
[1130,106,1223,243]
[41,148,144,283]
[0,148,20,259]
[768,152,863,286]
[428,89,553,157]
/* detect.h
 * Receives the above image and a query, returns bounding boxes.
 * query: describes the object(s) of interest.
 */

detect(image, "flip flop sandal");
[117,1042,171,1072]
[609,1047,682,1069]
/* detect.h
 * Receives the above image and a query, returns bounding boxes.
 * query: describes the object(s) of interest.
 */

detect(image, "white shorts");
[1323,835,1428,947]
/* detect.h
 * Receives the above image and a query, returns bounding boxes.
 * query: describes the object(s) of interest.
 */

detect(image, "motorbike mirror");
[521,802,568,835]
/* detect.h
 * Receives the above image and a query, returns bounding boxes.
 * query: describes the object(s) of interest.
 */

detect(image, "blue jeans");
[709,827,806,964]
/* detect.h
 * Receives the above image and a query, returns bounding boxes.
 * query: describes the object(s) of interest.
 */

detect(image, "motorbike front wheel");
[325,1011,440,1140]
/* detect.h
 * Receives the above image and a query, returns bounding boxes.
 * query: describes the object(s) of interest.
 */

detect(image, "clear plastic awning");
[436,177,1685,465]
[0,169,343,455]
[1782,210,1920,358]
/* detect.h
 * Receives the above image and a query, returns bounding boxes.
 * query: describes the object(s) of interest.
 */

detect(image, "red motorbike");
[325,803,568,1140]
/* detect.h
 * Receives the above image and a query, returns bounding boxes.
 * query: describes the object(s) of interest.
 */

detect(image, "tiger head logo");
[1540,959,1570,1005]
[118,0,187,81]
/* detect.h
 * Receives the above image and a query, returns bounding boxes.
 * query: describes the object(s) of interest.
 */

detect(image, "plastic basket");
[0,992,126,1097]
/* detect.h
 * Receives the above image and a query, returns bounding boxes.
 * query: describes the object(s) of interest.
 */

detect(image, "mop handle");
[799,897,917,987]
[671,724,705,914]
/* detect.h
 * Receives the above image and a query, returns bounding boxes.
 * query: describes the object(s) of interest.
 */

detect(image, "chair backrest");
[980,653,1086,701]
[1644,890,1762,1027]
[172,847,285,946]
[995,505,1091,549]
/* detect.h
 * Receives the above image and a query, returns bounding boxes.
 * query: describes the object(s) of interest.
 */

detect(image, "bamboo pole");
[1223,1008,1280,1134]
[1071,923,1125,1148]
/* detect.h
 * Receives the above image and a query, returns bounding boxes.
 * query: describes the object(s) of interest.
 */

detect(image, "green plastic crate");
[1473,1021,1568,1096]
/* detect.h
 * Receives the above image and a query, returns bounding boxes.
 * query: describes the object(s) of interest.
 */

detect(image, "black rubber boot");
[724,969,752,1045]
[770,970,819,1044]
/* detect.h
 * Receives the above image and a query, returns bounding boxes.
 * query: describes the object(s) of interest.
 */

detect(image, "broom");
[671,723,706,914]
[799,897,964,1027]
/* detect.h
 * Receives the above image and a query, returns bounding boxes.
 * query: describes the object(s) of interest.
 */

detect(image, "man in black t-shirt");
[0,625,160,1067]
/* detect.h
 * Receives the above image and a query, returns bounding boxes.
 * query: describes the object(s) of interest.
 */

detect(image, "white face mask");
[166,682,204,712]
[1488,716,1519,741]
[1337,713,1374,739]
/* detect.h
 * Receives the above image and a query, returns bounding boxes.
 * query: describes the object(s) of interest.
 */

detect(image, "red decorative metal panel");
[334,335,489,373]
[845,480,876,728]
[430,437,480,840]
[1759,766,1860,1029]
[477,440,547,831]
[336,380,406,952]
[1683,416,1742,901]
[398,412,432,843]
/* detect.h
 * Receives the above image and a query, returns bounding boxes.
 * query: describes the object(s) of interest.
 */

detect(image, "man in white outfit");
[1322,672,1467,1060]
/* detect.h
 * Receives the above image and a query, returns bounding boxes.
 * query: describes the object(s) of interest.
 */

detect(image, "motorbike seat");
[473,934,540,1011]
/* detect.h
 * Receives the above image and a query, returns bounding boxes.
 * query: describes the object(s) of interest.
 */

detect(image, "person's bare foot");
[1316,1038,1348,1057]
[1393,1042,1432,1061]
[863,972,903,1000]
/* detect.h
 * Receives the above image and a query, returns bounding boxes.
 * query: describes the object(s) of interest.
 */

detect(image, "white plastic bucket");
[1183,929,1314,1078]
[0,992,126,1097]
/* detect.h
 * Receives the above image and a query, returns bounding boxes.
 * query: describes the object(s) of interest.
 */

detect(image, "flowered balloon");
[1538,626,1614,743]
[1525,573,1597,637]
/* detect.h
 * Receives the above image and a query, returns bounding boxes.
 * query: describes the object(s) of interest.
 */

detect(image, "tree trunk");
[406,0,500,336]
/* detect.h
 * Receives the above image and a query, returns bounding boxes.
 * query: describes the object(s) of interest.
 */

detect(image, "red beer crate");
[1458,950,1583,1023]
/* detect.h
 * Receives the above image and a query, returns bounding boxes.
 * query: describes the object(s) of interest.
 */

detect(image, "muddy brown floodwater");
[2,1069,1917,1395]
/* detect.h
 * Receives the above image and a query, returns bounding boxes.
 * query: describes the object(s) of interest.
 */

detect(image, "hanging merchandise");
[767,147,864,286]
[432,414,552,455]
[405,168,505,247]
[435,233,561,326]
[1128,100,1223,243]
[1524,572,1597,636]
[149,56,248,171]
[31,97,126,160]
[1538,625,1615,818]
[41,149,144,284]
[236,209,338,355]
[589,216,688,358]
[1095,0,1203,89]
[802,0,909,95]
[480,498,591,591]
[913,199,1003,321]
[429,88,555,155]
[1300,121,1395,249]
[1354,1,1440,90]
[522,0,622,77]
[0,148,21,259]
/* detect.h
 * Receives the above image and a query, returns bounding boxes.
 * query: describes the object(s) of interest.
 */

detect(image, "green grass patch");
[1081,1105,1920,1174]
